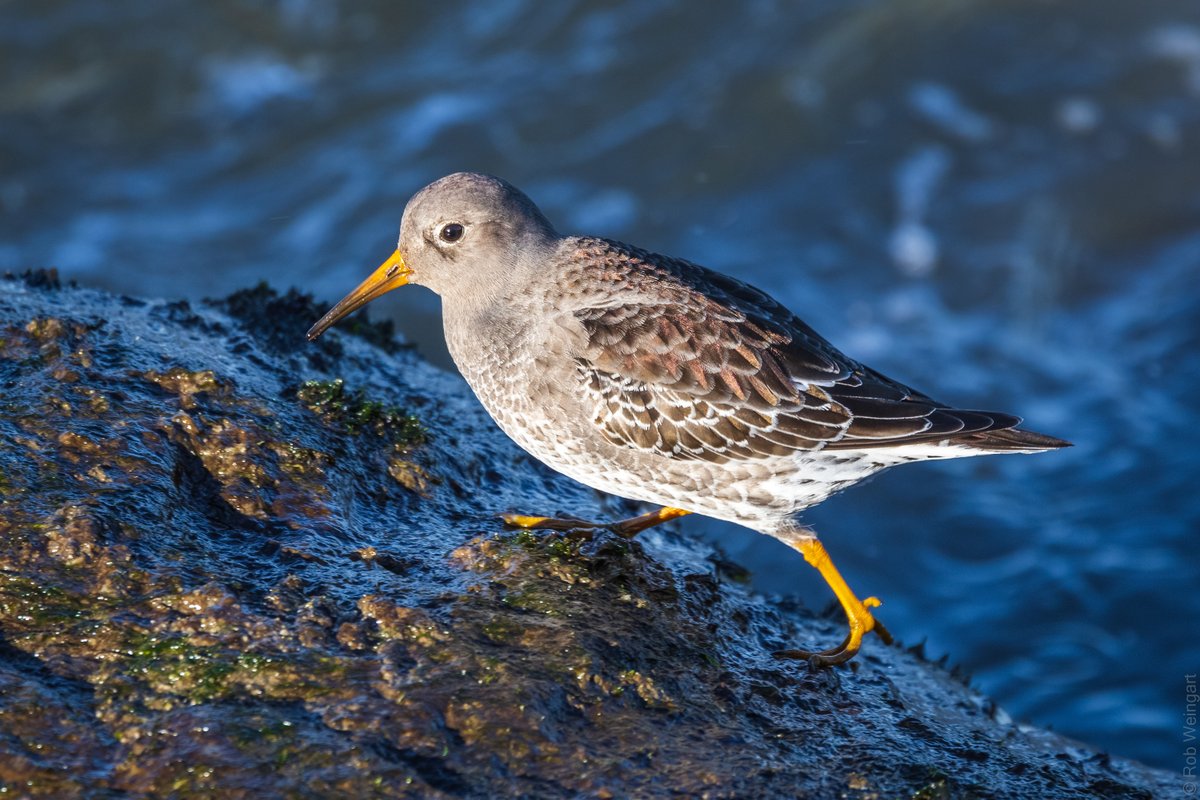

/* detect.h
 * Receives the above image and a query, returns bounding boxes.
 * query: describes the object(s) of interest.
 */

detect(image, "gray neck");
[441,275,540,385]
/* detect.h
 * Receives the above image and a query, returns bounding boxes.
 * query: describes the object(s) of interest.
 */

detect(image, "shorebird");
[307,172,1068,666]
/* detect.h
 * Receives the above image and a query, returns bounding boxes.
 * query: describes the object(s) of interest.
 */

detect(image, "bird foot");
[501,506,691,539]
[500,513,600,533]
[499,513,620,543]
[773,596,893,667]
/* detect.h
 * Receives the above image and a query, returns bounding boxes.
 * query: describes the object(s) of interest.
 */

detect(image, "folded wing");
[569,240,1054,464]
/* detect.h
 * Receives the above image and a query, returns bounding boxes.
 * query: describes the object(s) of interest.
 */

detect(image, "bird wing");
[568,239,1015,464]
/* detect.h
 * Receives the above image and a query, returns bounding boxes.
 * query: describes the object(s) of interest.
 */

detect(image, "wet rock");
[0,271,1173,798]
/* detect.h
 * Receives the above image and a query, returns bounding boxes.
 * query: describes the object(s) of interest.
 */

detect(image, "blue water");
[3,0,1199,771]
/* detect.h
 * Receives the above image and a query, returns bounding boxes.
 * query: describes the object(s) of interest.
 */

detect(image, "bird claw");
[500,512,599,532]
[773,596,893,667]
[500,507,691,540]
[773,646,860,667]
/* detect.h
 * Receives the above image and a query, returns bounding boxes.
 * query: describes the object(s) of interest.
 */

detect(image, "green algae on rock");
[0,272,1174,798]
[298,378,425,443]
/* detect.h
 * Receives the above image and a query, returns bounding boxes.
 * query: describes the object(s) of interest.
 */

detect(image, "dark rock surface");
[0,272,1174,798]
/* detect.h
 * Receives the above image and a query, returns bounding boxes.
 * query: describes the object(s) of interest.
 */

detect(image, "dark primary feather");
[564,238,1068,464]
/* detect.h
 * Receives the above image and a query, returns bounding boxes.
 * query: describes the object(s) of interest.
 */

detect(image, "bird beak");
[307,249,411,341]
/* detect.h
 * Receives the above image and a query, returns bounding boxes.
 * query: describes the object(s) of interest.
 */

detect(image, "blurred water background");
[3,0,1198,771]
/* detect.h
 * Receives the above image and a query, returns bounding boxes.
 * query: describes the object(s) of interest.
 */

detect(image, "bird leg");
[774,536,892,666]
[501,507,692,539]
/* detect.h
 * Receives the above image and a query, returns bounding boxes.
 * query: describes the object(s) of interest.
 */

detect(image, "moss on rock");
[298,378,425,445]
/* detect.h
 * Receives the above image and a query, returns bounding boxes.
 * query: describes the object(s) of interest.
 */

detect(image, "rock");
[0,271,1173,798]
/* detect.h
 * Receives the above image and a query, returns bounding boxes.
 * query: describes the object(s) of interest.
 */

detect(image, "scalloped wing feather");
[567,238,1052,463]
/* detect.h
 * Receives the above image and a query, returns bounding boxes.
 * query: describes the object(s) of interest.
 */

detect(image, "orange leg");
[774,537,892,666]
[502,506,691,539]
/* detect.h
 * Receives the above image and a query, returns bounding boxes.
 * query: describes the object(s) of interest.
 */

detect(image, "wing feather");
[563,238,1047,462]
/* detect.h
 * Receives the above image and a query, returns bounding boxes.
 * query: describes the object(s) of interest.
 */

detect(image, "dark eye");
[439,223,464,243]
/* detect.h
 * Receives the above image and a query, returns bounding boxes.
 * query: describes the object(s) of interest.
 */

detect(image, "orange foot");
[501,506,691,539]
[772,537,893,667]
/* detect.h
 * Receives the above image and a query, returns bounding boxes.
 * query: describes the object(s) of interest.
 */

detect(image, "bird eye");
[439,223,464,243]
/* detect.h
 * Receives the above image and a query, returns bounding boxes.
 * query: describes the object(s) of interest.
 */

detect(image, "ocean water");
[2,0,1198,771]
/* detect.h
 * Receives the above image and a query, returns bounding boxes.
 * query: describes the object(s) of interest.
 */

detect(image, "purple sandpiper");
[308,172,1069,666]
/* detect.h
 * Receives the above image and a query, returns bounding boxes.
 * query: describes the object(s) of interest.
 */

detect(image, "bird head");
[307,172,556,341]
